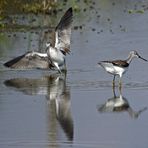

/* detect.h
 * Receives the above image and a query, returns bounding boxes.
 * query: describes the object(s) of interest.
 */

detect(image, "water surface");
[0,1,148,148]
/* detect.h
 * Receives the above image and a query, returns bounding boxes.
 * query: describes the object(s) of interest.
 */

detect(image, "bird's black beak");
[138,55,148,62]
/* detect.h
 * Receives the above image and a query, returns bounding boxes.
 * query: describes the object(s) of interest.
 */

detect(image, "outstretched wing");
[54,7,73,54]
[4,51,50,69]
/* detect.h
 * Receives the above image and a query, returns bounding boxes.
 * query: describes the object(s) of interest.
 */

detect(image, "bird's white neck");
[126,54,135,64]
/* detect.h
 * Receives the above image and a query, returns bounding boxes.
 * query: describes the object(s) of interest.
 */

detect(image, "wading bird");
[4,7,73,73]
[98,50,147,87]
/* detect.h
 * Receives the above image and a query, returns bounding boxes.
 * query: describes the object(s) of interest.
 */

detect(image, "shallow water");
[1,0,148,148]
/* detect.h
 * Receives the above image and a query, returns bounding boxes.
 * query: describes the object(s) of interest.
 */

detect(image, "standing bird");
[4,7,73,73]
[98,50,147,87]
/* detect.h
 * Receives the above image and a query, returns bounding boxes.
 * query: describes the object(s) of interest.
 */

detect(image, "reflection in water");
[4,73,74,144]
[4,75,50,95]
[46,74,74,142]
[97,87,147,119]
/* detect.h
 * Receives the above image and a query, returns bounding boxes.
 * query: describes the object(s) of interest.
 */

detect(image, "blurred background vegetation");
[0,0,84,15]
[0,0,147,31]
[0,0,57,14]
[0,0,87,30]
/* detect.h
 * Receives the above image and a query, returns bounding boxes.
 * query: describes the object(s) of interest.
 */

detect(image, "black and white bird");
[98,50,147,86]
[4,7,73,73]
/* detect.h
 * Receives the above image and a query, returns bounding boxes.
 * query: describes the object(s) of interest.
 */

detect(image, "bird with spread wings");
[4,7,73,73]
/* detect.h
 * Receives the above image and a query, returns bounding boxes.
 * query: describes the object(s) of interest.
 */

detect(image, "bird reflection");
[97,87,147,119]
[4,73,74,142]
[4,75,50,95]
[46,73,74,141]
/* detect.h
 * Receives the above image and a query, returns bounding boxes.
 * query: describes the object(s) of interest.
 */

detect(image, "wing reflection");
[4,73,74,142]
[4,76,50,95]
[97,87,147,119]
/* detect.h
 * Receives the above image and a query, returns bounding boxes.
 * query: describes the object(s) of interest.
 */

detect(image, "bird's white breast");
[49,47,65,64]
[103,63,127,77]
[113,66,127,77]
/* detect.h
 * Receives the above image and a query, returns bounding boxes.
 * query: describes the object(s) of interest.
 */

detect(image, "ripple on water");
[68,80,114,91]
[0,139,131,148]
[125,81,148,90]
[68,79,148,91]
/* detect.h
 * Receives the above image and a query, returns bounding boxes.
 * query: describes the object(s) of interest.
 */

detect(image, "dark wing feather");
[4,52,50,69]
[98,60,129,68]
[54,7,73,54]
[112,60,129,67]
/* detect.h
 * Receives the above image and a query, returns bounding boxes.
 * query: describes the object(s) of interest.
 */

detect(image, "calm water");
[0,1,148,148]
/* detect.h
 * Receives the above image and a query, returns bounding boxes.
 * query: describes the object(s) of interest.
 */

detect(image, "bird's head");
[130,50,147,61]
[46,42,51,48]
